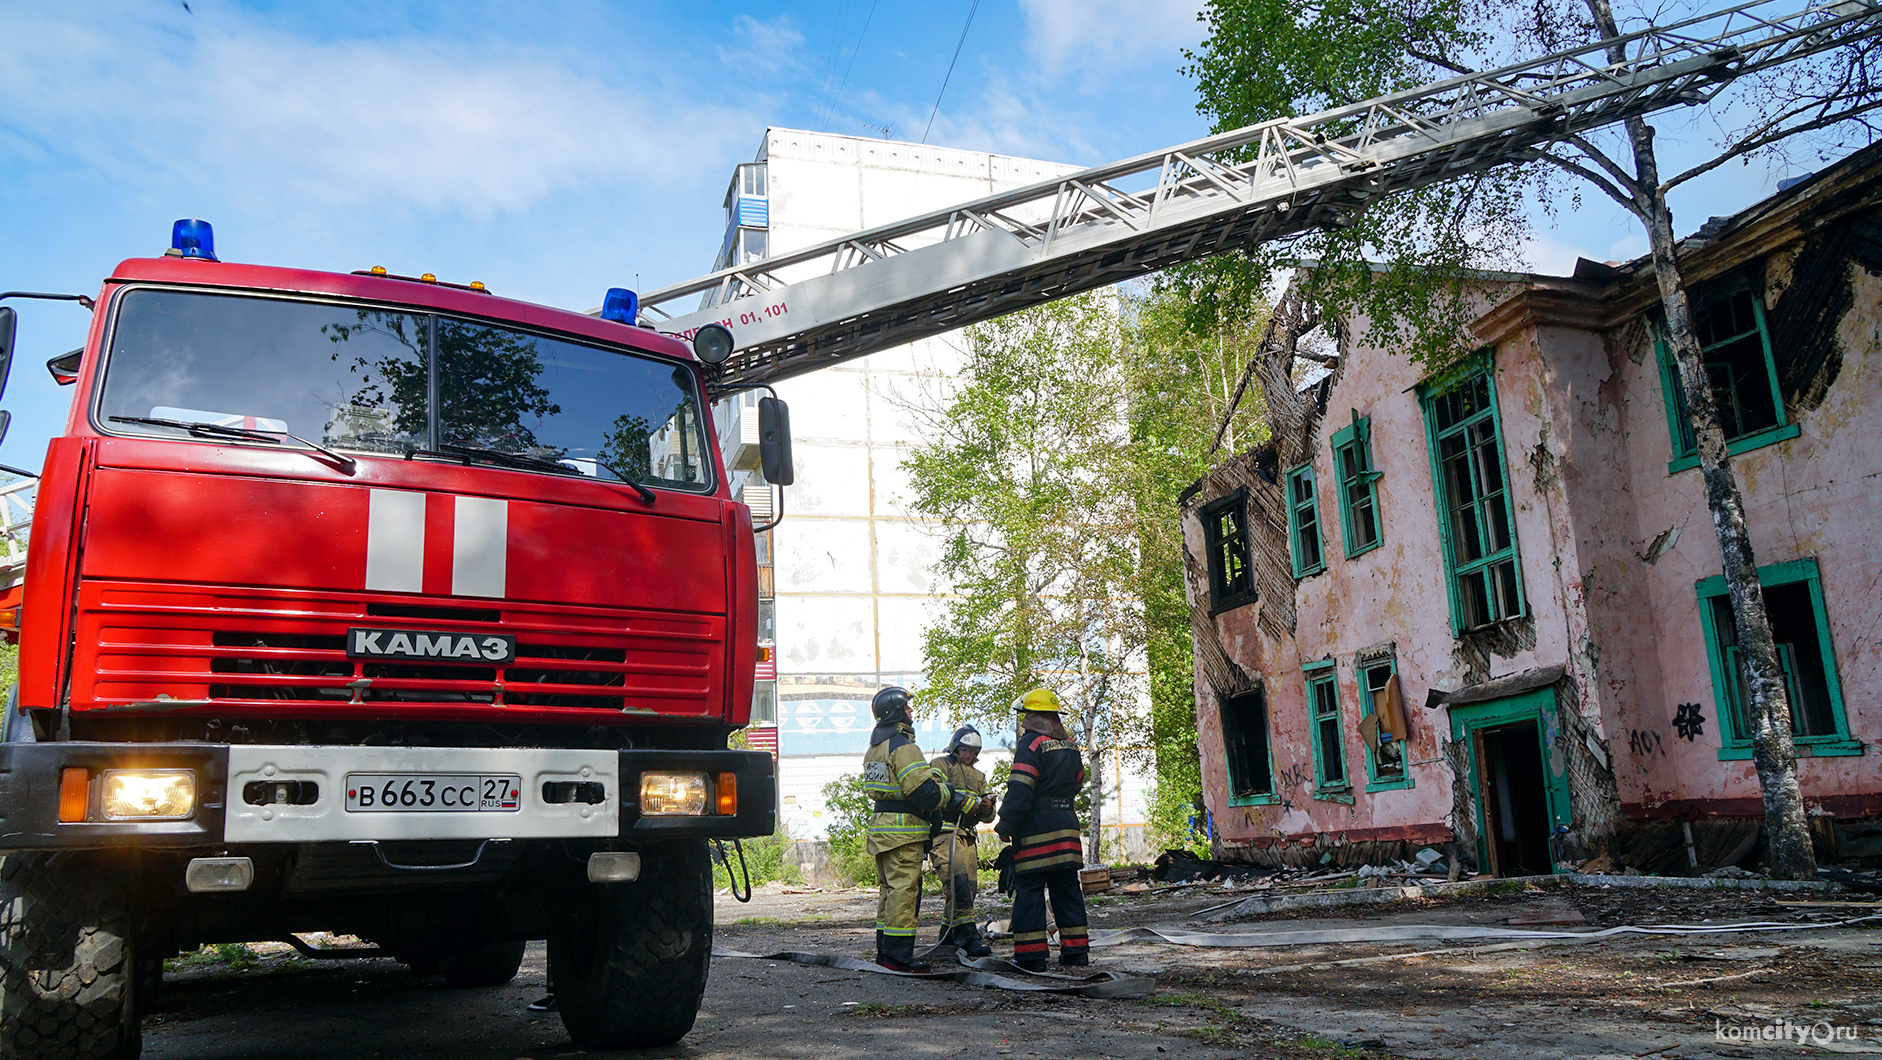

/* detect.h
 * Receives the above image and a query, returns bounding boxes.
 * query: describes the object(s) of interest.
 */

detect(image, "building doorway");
[1475,720,1553,876]
[1448,686,1571,877]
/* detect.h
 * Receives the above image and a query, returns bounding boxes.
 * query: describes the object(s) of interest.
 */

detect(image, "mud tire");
[0,853,141,1060]
[548,840,711,1049]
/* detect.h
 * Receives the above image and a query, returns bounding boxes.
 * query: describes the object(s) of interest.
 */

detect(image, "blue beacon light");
[600,287,638,324]
[170,219,218,261]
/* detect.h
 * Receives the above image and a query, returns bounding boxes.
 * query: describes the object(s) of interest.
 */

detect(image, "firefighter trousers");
[873,841,926,964]
[1010,865,1089,968]
[929,834,978,934]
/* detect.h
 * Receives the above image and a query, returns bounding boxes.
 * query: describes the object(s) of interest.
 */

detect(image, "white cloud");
[1018,0,1205,84]
[722,14,809,76]
[0,5,759,219]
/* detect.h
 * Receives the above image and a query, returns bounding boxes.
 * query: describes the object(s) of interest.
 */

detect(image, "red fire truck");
[0,220,783,1059]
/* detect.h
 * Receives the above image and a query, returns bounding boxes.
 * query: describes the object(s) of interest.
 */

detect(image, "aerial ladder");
[638,0,1880,388]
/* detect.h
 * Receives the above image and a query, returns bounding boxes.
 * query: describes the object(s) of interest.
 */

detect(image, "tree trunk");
[1587,0,1816,880]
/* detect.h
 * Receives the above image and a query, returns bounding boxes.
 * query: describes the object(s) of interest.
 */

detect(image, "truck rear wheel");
[0,853,141,1060]
[548,840,711,1049]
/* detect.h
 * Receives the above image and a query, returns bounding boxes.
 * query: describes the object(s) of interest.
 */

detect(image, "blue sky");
[0,0,1830,473]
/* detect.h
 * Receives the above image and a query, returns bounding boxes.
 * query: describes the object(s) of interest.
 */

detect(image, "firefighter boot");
[957,923,992,959]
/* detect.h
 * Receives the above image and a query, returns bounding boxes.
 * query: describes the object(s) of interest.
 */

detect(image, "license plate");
[344,774,522,812]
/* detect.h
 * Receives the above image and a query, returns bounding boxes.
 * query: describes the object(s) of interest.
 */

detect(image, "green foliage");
[1122,284,1275,853]
[713,828,803,891]
[903,290,1144,755]
[0,643,16,696]
[1180,0,1547,367]
[821,773,876,887]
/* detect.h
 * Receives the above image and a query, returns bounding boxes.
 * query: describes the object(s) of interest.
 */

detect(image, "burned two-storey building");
[1181,146,1882,876]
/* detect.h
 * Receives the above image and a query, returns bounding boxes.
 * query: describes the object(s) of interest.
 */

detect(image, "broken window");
[1201,490,1257,613]
[1220,687,1275,802]
[1332,414,1382,558]
[1696,557,1854,759]
[1655,284,1794,471]
[1421,360,1525,633]
[1358,656,1411,790]
[1305,662,1347,792]
[1286,464,1325,578]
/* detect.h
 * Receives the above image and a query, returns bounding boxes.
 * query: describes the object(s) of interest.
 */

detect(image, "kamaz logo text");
[346,628,516,665]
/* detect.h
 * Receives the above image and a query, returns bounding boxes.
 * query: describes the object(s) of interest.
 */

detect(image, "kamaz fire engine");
[0,220,783,1058]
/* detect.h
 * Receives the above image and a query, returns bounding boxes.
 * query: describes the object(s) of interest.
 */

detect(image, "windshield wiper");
[588,458,658,506]
[110,416,356,474]
[430,444,658,505]
[437,443,586,477]
[111,415,278,443]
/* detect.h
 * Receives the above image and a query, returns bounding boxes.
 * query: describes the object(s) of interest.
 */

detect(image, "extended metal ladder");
[639,0,1879,389]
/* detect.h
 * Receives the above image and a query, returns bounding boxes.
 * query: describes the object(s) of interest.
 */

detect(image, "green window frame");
[1357,655,1412,792]
[1332,415,1383,558]
[1695,557,1859,760]
[1304,661,1349,799]
[1221,687,1278,806]
[1201,490,1258,613]
[1420,355,1526,634]
[1286,464,1326,578]
[1654,286,1798,474]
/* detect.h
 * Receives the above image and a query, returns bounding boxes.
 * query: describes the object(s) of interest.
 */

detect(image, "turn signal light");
[100,770,196,820]
[717,772,738,816]
[59,768,88,822]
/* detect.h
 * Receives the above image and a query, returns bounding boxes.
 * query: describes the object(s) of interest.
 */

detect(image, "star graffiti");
[1672,702,1706,741]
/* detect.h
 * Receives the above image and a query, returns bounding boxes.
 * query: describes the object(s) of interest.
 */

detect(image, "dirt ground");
[141,878,1882,1059]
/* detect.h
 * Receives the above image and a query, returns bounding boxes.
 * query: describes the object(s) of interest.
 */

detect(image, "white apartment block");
[707,129,1154,859]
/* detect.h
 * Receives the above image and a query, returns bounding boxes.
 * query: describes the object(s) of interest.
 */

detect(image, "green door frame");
[1447,687,1572,875]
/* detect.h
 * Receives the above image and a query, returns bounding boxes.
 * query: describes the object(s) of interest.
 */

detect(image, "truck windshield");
[97,288,711,490]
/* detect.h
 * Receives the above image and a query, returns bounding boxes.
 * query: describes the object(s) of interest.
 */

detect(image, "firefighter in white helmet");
[928,725,996,957]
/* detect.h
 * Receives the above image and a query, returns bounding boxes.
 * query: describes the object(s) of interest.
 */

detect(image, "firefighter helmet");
[1013,687,1062,714]
[870,686,913,723]
[948,725,982,753]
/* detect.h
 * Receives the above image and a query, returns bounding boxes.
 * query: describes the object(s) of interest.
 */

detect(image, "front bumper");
[0,742,775,851]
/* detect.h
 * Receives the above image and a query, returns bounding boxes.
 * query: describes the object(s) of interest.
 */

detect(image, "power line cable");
[821,0,880,133]
[921,0,980,144]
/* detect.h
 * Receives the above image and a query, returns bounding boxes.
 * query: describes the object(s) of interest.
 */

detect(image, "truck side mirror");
[0,409,9,448]
[0,307,15,403]
[758,396,794,486]
[47,348,80,386]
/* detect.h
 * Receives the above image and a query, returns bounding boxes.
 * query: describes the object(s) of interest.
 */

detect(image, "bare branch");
[1534,150,1640,216]
[1662,99,1882,192]
[1562,134,1642,196]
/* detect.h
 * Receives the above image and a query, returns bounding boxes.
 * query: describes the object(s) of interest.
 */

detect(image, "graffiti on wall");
[1672,702,1706,741]
[1628,729,1667,757]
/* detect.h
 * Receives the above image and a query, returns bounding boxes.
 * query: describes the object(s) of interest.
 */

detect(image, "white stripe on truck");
[365,489,426,593]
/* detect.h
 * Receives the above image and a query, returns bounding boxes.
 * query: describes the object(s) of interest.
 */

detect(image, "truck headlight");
[639,771,708,815]
[100,770,196,820]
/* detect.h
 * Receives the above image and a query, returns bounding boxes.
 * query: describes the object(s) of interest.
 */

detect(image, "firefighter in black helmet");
[860,686,966,972]
[929,725,996,957]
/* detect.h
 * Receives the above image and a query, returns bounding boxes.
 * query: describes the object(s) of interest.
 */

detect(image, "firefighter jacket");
[995,724,1087,874]
[929,753,995,843]
[862,721,960,857]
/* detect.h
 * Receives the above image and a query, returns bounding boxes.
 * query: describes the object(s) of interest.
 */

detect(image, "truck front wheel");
[548,840,711,1049]
[0,853,141,1060]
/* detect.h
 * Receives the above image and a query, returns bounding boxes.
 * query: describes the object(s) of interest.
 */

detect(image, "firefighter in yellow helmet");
[860,686,967,972]
[929,725,997,957]
[994,687,1090,970]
